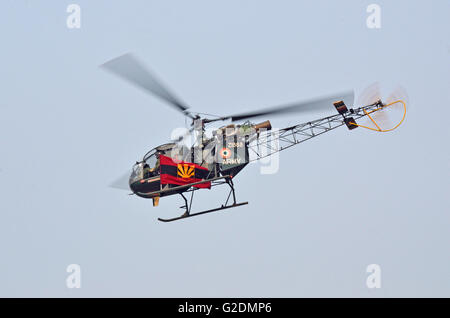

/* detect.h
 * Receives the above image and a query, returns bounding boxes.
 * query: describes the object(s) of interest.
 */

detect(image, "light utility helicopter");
[102,54,406,222]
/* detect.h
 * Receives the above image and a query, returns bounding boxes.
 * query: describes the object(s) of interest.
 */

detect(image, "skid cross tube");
[158,176,248,222]
[179,192,190,215]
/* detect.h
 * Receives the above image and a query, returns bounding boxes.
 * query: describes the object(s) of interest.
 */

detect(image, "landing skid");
[158,202,248,222]
[157,177,247,223]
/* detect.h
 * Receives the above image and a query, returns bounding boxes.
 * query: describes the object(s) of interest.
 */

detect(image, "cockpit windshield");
[139,143,176,180]
[129,162,143,185]
[130,143,191,184]
[143,149,158,169]
[141,150,158,179]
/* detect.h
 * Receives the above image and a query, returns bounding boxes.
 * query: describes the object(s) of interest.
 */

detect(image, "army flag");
[159,155,211,189]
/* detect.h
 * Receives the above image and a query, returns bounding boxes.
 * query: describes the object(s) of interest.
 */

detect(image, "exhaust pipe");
[253,120,272,132]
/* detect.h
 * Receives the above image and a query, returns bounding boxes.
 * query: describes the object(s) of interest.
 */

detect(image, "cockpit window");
[129,163,143,184]
[144,152,158,169]
[143,154,158,178]
[140,143,179,179]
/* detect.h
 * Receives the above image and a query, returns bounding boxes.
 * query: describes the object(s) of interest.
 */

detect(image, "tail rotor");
[357,82,408,131]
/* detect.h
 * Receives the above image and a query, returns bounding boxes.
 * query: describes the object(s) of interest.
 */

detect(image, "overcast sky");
[0,0,449,297]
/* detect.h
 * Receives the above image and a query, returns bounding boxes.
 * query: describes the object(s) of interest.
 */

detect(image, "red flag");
[159,155,211,189]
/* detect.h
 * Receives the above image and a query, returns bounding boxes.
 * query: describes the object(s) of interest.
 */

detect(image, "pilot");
[143,163,151,179]
[143,156,161,179]
[154,156,160,173]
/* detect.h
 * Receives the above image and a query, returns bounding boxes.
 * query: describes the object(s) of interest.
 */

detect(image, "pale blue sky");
[0,0,449,297]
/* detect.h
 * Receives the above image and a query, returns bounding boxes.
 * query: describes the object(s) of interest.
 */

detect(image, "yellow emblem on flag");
[177,163,195,179]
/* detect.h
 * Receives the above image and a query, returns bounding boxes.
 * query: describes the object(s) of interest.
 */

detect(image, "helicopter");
[102,54,406,222]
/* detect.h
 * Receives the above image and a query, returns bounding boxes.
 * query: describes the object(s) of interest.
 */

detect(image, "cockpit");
[129,143,179,186]
[143,149,157,177]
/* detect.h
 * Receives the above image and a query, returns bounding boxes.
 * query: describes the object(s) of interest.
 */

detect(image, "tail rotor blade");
[386,85,409,111]
[371,109,393,129]
[357,82,382,107]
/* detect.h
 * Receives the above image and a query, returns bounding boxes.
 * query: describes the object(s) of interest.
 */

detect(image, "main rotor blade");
[225,90,354,122]
[100,53,194,118]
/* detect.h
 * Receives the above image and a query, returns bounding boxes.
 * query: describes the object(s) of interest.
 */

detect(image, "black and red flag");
[159,155,211,189]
